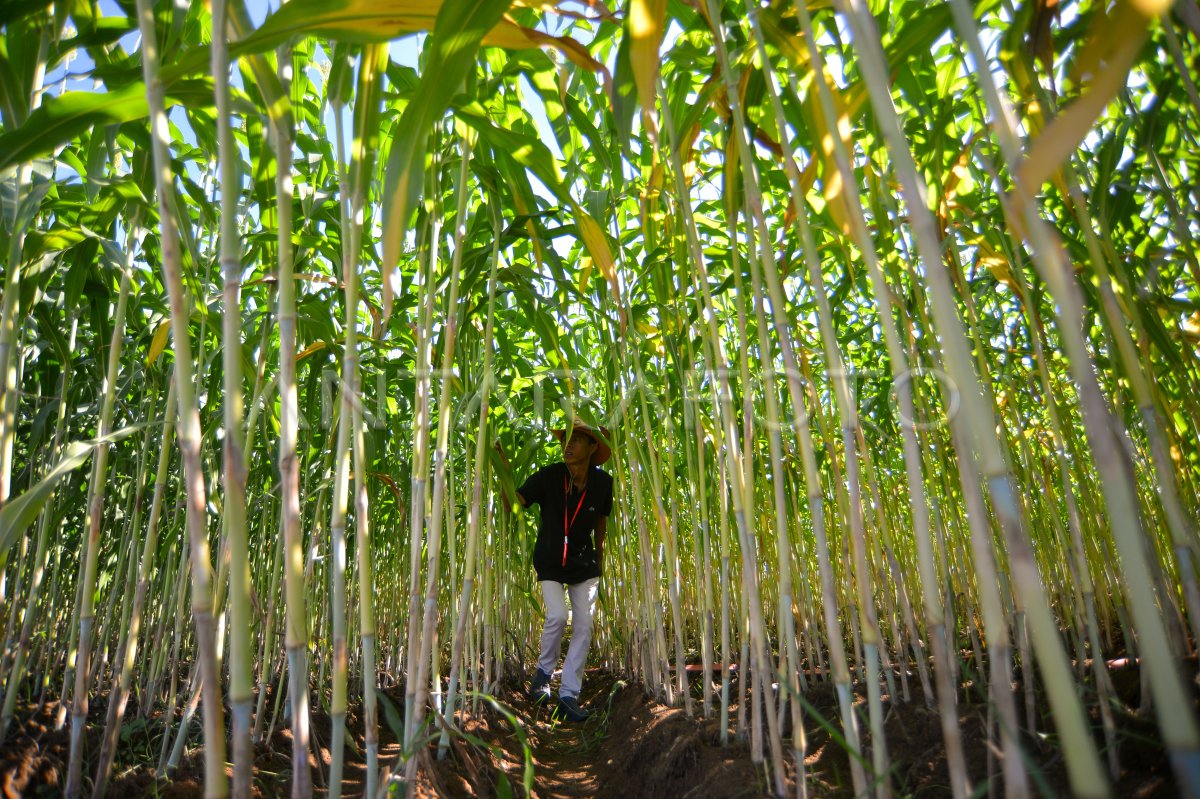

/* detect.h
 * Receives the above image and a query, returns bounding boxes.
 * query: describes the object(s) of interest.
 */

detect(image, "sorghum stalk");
[65,263,131,799]
[135,3,229,792]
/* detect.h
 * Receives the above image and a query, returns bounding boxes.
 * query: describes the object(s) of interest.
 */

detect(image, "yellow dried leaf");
[1017,2,1151,195]
[577,256,594,294]
[574,206,619,304]
[296,341,327,362]
[146,320,171,366]
[629,0,667,142]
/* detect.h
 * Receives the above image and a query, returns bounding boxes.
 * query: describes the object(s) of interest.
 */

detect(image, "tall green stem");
[65,262,131,799]
[212,1,254,793]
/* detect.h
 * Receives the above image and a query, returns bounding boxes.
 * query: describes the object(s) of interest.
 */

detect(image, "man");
[515,419,613,722]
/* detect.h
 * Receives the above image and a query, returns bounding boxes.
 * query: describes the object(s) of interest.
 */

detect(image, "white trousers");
[537,578,600,699]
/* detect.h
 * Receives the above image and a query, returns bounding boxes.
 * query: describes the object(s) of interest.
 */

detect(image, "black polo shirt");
[517,462,613,584]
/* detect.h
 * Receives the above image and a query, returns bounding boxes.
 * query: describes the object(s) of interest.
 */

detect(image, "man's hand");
[501,490,526,514]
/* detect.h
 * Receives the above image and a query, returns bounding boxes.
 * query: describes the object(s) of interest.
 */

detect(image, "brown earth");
[419,672,768,799]
[0,658,1182,798]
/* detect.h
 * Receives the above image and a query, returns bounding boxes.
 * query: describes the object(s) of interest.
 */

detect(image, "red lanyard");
[563,476,587,567]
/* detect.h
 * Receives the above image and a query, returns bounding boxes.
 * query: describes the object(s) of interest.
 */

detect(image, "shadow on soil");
[0,658,1183,798]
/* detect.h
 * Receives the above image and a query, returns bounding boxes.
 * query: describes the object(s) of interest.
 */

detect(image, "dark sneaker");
[553,695,590,723]
[528,668,553,704]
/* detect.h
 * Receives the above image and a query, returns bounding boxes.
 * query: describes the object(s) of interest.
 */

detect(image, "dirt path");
[3,660,1179,797]
[419,672,770,799]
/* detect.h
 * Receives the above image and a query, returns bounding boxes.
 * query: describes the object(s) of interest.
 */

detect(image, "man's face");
[563,431,598,465]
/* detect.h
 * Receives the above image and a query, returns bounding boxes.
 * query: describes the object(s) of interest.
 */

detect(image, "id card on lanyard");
[563,477,587,567]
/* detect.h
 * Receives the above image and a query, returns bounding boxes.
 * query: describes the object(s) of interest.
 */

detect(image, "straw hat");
[552,419,612,466]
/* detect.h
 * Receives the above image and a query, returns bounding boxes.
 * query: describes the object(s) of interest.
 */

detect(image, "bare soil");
[0,658,1182,798]
[418,672,768,799]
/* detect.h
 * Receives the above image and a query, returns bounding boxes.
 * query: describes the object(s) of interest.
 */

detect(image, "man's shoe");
[553,695,590,723]
[528,668,553,704]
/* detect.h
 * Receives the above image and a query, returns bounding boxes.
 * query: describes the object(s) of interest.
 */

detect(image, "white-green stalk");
[947,1,1199,792]
[439,177,502,761]
[707,2,883,792]
[0,309,75,740]
[328,66,355,799]
[135,0,230,791]
[757,1,970,790]
[94,378,176,796]
[403,192,439,746]
[838,1,1109,795]
[64,263,131,799]
[631,359,693,716]
[409,131,473,767]
[349,42,387,799]
[212,2,254,793]
[270,36,312,799]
